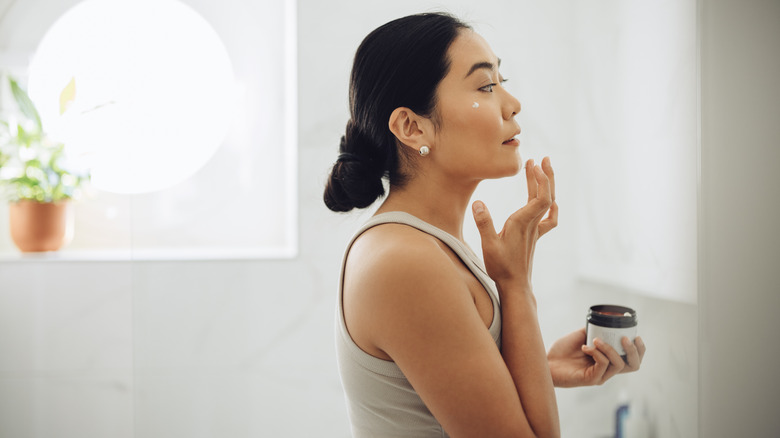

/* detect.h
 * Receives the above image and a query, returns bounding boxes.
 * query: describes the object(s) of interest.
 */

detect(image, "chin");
[503,166,522,178]
[486,163,521,180]
[502,155,522,176]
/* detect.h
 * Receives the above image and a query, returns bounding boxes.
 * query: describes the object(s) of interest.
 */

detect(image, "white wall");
[0,1,707,437]
[699,0,780,436]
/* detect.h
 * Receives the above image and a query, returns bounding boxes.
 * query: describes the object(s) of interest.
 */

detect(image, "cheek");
[442,103,501,140]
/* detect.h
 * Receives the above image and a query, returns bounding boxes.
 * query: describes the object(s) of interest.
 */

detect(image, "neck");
[376,173,480,242]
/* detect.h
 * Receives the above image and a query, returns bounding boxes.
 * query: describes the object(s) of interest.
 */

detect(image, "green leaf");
[11,175,40,187]
[26,158,43,170]
[15,122,42,147]
[8,77,43,133]
[49,145,63,169]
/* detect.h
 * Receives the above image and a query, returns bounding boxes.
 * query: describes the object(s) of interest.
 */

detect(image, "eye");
[479,78,509,93]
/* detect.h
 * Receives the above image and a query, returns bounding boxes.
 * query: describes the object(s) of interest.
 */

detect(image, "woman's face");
[428,30,522,182]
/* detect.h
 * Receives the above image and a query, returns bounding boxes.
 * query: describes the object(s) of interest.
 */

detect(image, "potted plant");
[0,73,89,252]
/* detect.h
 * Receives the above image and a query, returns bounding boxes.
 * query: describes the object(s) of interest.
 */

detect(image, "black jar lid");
[587,304,637,328]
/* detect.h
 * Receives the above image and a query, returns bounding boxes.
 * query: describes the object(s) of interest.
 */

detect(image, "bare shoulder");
[345,222,459,294]
[343,223,470,358]
[348,222,445,265]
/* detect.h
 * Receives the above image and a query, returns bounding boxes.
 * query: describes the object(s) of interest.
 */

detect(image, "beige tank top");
[335,211,502,437]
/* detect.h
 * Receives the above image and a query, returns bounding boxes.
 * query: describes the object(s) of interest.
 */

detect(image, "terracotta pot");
[9,200,73,252]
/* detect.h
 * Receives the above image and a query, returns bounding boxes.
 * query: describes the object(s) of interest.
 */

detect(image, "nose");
[502,88,521,120]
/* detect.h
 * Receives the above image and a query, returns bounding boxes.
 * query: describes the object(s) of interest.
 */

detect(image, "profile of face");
[425,30,523,182]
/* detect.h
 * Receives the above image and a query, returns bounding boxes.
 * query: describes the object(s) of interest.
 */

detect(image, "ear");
[388,107,433,154]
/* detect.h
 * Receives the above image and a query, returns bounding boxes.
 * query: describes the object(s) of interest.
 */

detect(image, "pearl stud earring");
[419,146,430,156]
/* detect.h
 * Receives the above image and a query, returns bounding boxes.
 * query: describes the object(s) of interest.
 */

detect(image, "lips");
[502,129,522,145]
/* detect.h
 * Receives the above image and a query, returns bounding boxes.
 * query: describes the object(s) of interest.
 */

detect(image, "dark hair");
[323,12,470,212]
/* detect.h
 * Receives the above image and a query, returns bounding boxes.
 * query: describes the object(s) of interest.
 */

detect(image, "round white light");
[28,0,235,194]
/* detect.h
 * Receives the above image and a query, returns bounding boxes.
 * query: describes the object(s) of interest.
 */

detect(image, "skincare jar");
[586,305,637,357]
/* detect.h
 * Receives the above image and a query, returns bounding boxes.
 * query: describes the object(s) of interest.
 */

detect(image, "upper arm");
[344,227,533,437]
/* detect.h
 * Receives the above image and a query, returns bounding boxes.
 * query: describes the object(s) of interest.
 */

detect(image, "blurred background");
[0,0,777,437]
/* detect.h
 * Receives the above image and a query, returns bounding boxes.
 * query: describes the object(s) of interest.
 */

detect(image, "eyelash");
[479,78,509,93]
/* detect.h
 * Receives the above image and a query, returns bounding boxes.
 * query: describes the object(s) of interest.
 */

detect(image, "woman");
[324,13,645,438]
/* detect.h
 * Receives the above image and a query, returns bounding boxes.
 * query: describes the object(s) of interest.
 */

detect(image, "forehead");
[446,30,499,76]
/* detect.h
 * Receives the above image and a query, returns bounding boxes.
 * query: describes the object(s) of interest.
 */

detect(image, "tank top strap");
[356,212,491,282]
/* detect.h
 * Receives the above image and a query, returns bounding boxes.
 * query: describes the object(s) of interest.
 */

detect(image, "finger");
[541,156,556,203]
[594,338,626,370]
[529,165,552,218]
[621,336,641,372]
[525,159,536,202]
[635,336,646,361]
[594,338,625,382]
[509,163,550,227]
[581,344,610,385]
[534,165,551,202]
[536,158,557,235]
[472,201,497,245]
[538,201,558,237]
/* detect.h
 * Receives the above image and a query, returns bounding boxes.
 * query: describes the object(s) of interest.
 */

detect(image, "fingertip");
[635,336,647,354]
[472,201,494,234]
[472,200,485,215]
[542,156,554,172]
[525,159,535,174]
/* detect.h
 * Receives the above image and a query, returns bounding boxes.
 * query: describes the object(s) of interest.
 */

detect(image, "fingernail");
[473,201,484,214]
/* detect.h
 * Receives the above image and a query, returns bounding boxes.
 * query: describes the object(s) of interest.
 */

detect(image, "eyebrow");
[464,58,502,78]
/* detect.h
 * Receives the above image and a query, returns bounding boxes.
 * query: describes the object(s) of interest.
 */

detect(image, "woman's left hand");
[547,327,646,387]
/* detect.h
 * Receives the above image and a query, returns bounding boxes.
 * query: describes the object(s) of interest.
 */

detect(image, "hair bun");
[323,126,386,212]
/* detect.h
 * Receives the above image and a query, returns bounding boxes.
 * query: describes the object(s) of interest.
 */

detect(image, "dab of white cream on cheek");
[472,102,479,108]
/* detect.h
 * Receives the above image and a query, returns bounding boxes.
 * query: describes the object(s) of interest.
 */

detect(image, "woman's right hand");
[472,157,558,291]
